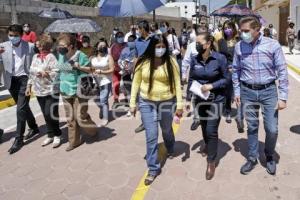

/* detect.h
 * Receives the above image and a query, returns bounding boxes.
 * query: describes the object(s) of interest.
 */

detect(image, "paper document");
[189,81,210,100]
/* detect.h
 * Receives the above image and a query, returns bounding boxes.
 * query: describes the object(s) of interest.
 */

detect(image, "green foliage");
[47,0,98,7]
[227,0,247,6]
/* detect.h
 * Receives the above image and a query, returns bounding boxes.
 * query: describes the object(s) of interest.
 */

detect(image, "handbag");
[78,73,100,98]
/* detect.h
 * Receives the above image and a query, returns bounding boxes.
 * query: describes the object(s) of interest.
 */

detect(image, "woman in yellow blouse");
[130,34,183,185]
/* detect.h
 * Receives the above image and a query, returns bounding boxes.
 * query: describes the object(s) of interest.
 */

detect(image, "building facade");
[253,0,299,46]
[165,2,208,23]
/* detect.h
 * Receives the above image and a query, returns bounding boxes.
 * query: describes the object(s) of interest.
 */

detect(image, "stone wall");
[0,0,190,43]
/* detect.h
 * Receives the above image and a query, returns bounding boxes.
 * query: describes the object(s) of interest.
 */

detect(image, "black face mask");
[58,47,68,55]
[33,46,40,54]
[196,42,206,55]
[97,47,108,54]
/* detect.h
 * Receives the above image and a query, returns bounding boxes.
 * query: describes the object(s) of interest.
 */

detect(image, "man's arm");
[274,43,289,101]
[232,45,241,98]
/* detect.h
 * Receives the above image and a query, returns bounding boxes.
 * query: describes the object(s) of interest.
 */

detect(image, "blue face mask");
[241,32,253,43]
[160,27,167,34]
[117,37,124,44]
[127,42,135,49]
[8,36,21,45]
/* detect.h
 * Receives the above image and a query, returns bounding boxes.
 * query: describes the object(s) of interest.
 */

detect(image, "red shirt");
[22,31,37,43]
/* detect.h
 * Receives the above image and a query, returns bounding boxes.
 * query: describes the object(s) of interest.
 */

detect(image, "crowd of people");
[0,16,290,184]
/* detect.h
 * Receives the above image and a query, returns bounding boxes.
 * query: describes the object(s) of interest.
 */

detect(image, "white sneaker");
[101,119,109,127]
[41,137,53,147]
[127,111,131,117]
[53,136,61,148]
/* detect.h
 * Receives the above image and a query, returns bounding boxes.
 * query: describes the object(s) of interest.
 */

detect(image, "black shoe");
[237,121,245,133]
[24,129,39,140]
[240,159,258,175]
[225,114,232,123]
[266,156,276,175]
[135,124,145,133]
[190,120,201,131]
[8,138,24,154]
[0,129,3,144]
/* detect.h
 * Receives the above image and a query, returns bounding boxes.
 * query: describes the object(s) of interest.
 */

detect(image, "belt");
[241,81,275,90]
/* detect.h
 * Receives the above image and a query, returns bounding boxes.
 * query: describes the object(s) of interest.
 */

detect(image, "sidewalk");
[282,46,300,74]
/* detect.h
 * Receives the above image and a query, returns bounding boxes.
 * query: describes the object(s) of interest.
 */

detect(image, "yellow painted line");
[288,64,300,75]
[0,97,15,110]
[131,122,181,200]
[0,95,36,110]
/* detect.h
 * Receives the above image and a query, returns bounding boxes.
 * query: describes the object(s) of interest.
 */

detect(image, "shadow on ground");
[290,125,300,135]
[232,138,280,168]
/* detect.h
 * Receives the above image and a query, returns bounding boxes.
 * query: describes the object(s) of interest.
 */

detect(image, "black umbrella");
[38,7,73,19]
[44,18,101,33]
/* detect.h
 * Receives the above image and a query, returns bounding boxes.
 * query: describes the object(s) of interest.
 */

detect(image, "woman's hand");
[201,84,213,92]
[37,71,49,78]
[25,86,32,97]
[130,107,137,117]
[175,109,184,117]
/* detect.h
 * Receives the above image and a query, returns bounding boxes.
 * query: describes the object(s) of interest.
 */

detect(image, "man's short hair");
[138,20,150,33]
[239,16,262,30]
[7,24,23,35]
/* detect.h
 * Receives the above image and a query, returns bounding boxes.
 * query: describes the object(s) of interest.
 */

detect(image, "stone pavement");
[0,64,300,200]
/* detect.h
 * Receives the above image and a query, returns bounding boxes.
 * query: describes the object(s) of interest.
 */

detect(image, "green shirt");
[58,51,90,97]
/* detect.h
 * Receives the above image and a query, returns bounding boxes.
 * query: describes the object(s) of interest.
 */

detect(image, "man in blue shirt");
[232,17,289,176]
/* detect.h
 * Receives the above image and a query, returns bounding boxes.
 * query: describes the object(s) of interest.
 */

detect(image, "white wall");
[290,0,300,33]
[165,2,196,20]
[256,5,279,31]
[155,6,181,18]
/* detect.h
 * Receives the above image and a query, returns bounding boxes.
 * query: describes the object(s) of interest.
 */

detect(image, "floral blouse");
[27,53,60,96]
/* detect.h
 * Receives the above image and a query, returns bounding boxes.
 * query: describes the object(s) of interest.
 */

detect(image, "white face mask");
[155,48,166,58]
[82,42,89,48]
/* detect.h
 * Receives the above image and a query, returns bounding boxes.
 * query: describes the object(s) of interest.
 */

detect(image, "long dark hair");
[134,34,177,94]
[93,37,108,56]
[222,20,238,40]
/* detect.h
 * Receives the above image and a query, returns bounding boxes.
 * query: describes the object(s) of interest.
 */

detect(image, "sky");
[173,0,231,13]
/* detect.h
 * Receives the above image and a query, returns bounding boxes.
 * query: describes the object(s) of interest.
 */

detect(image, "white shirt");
[167,34,180,56]
[124,32,133,43]
[182,42,198,79]
[12,42,26,76]
[91,56,112,86]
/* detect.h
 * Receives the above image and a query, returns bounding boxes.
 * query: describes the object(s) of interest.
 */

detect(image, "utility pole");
[10,0,18,24]
[198,0,201,24]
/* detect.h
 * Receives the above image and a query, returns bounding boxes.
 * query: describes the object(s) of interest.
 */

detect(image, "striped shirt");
[232,34,289,100]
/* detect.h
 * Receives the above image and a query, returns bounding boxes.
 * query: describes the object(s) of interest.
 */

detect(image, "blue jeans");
[138,97,176,176]
[96,83,112,120]
[241,84,278,160]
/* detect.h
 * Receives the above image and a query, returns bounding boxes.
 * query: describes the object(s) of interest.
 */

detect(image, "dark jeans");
[225,80,233,115]
[195,97,223,162]
[122,74,132,100]
[241,83,278,160]
[37,95,61,138]
[9,76,38,139]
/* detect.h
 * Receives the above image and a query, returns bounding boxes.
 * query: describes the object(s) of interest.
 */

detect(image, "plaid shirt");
[232,34,289,100]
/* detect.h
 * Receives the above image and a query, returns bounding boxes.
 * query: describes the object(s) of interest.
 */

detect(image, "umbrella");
[98,0,167,17]
[44,18,101,33]
[211,4,257,18]
[38,7,73,19]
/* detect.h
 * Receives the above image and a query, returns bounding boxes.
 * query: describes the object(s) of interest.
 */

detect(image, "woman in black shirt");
[187,32,229,180]
[218,20,244,133]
